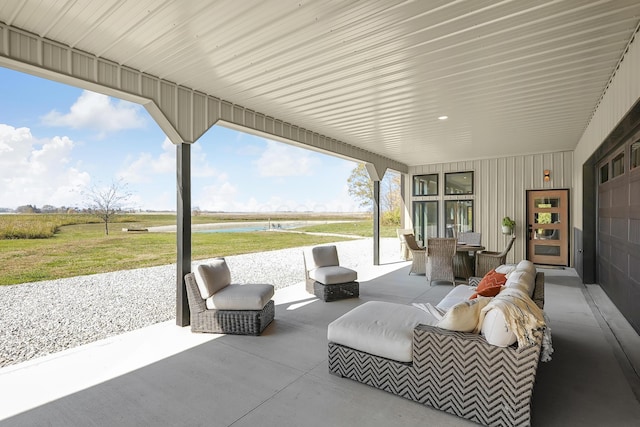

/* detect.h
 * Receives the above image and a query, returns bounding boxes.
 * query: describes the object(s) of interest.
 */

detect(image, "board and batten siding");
[574,25,640,230]
[406,151,573,265]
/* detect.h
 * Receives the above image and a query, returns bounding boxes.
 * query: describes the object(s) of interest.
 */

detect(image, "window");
[612,152,624,178]
[631,140,640,170]
[445,171,473,195]
[413,201,438,244]
[600,163,609,184]
[413,174,438,196]
[445,200,473,237]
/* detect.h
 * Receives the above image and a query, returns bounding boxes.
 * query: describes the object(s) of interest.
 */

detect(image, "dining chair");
[402,234,426,275]
[425,238,457,286]
[475,235,516,277]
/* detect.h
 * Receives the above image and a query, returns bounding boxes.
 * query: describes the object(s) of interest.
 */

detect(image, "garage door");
[597,136,640,334]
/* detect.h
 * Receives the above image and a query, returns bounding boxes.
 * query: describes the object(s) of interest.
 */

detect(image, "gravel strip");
[0,238,401,368]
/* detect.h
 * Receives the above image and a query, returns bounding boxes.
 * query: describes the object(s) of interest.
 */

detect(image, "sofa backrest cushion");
[502,260,536,297]
[495,264,517,275]
[194,258,231,299]
[437,297,491,333]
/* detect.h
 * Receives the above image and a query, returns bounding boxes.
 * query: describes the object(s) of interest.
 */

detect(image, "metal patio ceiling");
[1,0,640,167]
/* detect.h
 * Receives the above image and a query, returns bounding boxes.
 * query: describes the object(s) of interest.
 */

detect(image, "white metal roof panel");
[2,0,640,166]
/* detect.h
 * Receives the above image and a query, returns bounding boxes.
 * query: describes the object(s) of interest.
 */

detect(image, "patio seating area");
[1,256,639,426]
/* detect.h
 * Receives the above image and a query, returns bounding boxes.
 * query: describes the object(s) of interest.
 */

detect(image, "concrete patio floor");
[1,260,639,427]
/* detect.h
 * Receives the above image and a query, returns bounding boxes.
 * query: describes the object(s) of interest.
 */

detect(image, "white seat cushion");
[436,285,477,311]
[328,301,435,363]
[206,283,274,310]
[309,265,357,285]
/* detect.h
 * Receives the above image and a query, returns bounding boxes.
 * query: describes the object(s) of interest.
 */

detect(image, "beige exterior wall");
[406,151,573,264]
[573,29,640,230]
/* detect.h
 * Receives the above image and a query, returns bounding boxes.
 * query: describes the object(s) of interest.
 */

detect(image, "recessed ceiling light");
[438,115,448,120]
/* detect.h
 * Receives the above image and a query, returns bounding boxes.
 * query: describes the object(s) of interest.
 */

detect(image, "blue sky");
[0,67,362,212]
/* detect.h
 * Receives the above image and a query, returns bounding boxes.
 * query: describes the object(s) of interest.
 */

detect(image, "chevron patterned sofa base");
[328,279,545,427]
[329,328,542,427]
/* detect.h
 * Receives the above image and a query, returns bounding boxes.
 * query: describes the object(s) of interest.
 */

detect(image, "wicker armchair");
[475,235,516,277]
[303,245,359,301]
[396,228,414,260]
[425,238,457,285]
[402,234,426,275]
[184,259,275,335]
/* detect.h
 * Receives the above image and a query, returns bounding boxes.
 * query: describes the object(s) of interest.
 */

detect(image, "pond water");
[194,223,300,233]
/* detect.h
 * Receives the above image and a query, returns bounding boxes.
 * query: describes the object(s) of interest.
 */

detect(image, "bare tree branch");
[83,180,133,235]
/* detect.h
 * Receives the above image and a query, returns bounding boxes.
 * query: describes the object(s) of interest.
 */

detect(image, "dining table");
[453,244,485,282]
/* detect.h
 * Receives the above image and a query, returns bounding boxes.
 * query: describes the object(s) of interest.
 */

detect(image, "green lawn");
[0,214,394,286]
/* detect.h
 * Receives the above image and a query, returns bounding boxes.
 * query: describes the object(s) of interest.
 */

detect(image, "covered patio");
[1,2,640,425]
[1,254,639,426]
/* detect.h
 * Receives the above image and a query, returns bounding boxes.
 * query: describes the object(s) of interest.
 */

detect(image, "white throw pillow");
[194,259,231,299]
[437,297,490,332]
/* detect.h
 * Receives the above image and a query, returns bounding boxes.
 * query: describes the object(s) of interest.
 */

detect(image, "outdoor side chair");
[475,235,516,277]
[425,238,457,286]
[184,258,275,335]
[303,245,359,301]
[402,234,426,275]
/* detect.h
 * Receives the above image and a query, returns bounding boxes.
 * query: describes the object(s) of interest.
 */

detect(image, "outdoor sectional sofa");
[328,260,546,427]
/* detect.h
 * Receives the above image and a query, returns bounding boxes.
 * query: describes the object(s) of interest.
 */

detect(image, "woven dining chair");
[475,235,516,277]
[425,238,457,286]
[402,234,426,275]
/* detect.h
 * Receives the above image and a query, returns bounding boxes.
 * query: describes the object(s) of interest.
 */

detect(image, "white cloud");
[118,138,219,183]
[41,91,146,135]
[0,124,90,208]
[254,140,319,177]
[198,181,239,211]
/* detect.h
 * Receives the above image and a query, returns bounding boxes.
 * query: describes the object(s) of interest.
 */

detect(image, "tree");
[347,164,372,209]
[347,164,401,226]
[83,180,133,235]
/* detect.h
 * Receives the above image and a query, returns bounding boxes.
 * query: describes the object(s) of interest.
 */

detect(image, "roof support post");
[365,163,385,266]
[176,142,191,327]
[373,180,380,266]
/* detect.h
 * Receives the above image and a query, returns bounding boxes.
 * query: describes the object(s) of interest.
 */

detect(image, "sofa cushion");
[437,297,490,332]
[516,260,536,277]
[470,269,507,299]
[309,265,357,285]
[206,283,274,310]
[436,285,477,311]
[194,259,231,299]
[495,264,517,276]
[328,301,434,363]
[504,270,536,297]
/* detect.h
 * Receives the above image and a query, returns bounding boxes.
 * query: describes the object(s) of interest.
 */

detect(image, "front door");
[526,189,569,266]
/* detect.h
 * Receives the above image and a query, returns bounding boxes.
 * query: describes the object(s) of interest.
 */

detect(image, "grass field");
[0,213,396,286]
